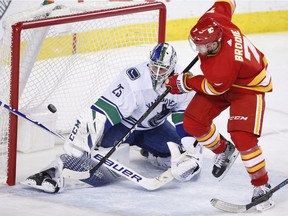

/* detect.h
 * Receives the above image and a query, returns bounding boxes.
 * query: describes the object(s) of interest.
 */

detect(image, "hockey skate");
[21,167,62,193]
[252,183,275,211]
[212,140,239,180]
[21,155,64,193]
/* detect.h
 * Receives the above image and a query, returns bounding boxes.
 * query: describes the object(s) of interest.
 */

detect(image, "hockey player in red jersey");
[165,0,274,211]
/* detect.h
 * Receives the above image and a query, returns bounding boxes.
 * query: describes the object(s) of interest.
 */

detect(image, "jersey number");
[243,36,260,63]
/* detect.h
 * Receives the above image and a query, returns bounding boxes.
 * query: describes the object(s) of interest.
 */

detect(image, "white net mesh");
[0,1,165,184]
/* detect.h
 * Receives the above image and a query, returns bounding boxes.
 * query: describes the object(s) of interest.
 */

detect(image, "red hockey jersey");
[186,0,273,95]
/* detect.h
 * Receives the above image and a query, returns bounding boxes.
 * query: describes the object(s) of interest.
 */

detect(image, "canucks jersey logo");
[148,104,171,127]
[126,68,140,80]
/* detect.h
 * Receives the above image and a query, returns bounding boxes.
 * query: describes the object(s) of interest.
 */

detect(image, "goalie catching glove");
[165,72,193,94]
[64,110,106,158]
[167,137,202,181]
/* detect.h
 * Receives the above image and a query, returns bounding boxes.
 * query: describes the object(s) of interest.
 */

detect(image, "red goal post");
[0,1,166,185]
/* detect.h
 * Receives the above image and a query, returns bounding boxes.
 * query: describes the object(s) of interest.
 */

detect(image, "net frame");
[2,1,166,186]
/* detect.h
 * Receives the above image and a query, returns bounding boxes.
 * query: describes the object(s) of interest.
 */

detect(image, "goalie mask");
[149,43,177,90]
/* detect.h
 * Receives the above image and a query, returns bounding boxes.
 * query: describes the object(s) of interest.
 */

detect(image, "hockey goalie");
[21,43,203,193]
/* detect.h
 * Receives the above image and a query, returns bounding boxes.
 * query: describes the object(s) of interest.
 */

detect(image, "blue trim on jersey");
[175,124,190,138]
[100,120,181,156]
[123,116,137,125]
[98,96,124,120]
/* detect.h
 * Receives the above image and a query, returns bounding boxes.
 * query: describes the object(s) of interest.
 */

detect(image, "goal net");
[0,1,166,185]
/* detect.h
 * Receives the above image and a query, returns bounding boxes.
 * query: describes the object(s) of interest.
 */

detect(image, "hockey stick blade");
[210,178,288,213]
[62,151,174,190]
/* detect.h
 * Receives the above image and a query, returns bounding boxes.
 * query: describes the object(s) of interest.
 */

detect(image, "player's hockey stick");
[0,100,65,140]
[210,178,288,213]
[0,100,173,190]
[88,55,199,176]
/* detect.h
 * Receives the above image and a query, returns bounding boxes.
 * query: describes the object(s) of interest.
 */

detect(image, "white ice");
[1,32,288,216]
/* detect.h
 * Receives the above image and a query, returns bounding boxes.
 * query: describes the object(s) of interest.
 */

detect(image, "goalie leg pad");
[140,149,171,170]
[60,153,120,187]
[63,111,106,158]
[83,143,130,185]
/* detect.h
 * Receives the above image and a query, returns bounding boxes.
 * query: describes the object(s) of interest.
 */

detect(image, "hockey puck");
[48,104,57,113]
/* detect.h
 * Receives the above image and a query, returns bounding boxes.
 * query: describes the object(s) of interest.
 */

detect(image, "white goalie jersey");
[91,62,195,130]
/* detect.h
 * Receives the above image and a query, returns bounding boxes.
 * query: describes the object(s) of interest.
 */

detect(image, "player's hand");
[165,72,193,94]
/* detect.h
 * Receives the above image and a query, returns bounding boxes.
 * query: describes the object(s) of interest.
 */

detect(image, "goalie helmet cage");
[0,1,166,185]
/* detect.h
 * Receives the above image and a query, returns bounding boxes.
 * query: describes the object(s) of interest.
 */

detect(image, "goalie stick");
[0,99,173,190]
[210,178,288,213]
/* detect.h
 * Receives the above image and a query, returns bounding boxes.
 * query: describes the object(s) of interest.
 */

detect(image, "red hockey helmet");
[189,17,223,46]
